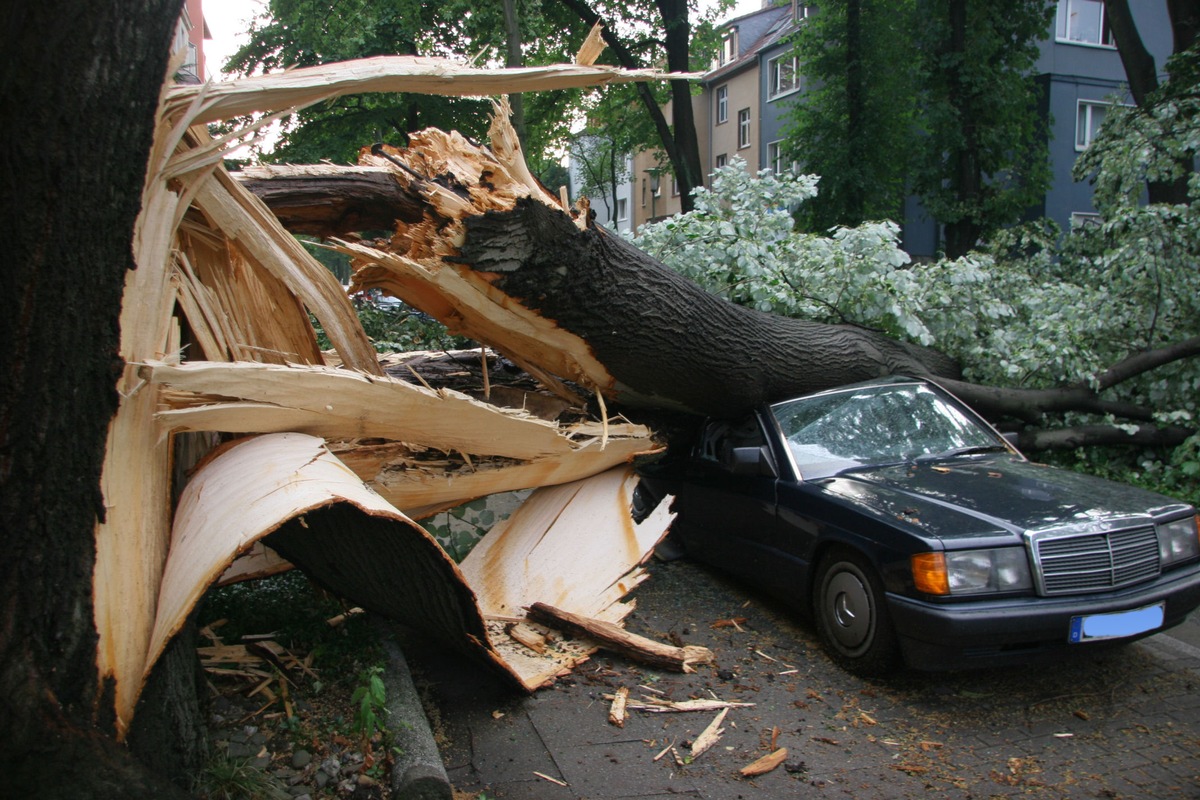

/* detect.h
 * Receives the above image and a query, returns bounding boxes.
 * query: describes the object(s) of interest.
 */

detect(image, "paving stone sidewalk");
[407,558,1200,800]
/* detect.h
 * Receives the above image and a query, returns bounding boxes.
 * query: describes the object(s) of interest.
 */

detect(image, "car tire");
[813,548,900,677]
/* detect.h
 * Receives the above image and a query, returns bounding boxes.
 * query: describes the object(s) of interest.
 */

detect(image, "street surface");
[413,558,1200,799]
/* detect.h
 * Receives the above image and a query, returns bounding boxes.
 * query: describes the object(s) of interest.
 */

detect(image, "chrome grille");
[1031,526,1160,595]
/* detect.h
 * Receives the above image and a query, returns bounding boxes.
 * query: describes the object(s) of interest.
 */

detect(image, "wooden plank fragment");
[527,602,714,673]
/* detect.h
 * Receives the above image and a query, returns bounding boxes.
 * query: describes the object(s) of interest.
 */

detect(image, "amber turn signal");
[911,552,950,595]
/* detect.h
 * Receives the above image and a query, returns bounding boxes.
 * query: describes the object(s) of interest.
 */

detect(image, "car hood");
[816,455,1192,545]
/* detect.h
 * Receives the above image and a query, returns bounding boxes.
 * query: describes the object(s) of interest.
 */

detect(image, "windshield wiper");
[914,444,1008,463]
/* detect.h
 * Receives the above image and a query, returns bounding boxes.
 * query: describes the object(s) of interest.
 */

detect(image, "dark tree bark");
[1104,0,1193,205]
[0,0,194,795]
[235,167,427,236]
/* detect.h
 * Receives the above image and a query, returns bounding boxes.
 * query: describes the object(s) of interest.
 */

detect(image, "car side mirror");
[728,445,775,477]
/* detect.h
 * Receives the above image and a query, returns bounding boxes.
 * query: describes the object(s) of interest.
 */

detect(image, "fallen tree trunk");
[236,127,961,420]
[239,156,1199,446]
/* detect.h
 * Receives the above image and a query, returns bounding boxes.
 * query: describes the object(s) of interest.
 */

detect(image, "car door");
[671,412,782,587]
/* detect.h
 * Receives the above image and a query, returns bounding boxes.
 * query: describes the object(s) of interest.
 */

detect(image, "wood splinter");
[608,686,629,727]
[526,602,714,673]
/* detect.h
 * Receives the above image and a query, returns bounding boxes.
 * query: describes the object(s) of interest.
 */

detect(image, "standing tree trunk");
[658,0,704,208]
[844,0,866,222]
[942,0,983,258]
[502,0,528,146]
[0,0,195,795]
[1104,0,1193,205]
[560,0,704,211]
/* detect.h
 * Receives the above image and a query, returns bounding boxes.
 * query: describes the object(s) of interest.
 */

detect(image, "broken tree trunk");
[95,58,684,738]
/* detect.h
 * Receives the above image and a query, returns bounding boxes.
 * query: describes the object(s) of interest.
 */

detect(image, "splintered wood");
[98,55,683,738]
[526,602,714,673]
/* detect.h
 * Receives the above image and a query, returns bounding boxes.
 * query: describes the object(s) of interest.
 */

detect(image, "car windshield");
[770,382,1002,474]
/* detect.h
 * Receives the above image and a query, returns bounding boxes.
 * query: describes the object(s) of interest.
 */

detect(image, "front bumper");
[886,562,1200,670]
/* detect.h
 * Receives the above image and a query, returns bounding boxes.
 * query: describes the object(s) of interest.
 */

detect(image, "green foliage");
[786,0,920,230]
[350,665,389,741]
[785,0,1053,252]
[311,303,468,354]
[909,0,1053,255]
[195,756,291,800]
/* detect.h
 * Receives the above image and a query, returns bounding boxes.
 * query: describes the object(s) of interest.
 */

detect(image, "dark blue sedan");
[636,377,1200,675]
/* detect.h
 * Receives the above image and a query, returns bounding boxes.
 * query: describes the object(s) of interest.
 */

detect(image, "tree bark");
[0,0,196,795]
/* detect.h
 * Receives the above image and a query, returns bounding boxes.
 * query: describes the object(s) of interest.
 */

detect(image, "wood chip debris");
[739,747,788,777]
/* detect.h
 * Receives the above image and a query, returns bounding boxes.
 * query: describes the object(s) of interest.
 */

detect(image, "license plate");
[1069,603,1164,643]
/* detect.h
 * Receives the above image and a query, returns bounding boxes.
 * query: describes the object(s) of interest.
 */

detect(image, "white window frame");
[1075,98,1126,150]
[737,108,751,149]
[767,140,796,175]
[768,54,800,100]
[1071,211,1101,228]
[715,153,728,169]
[721,30,738,64]
[1056,0,1115,47]
[616,197,628,221]
[716,85,729,124]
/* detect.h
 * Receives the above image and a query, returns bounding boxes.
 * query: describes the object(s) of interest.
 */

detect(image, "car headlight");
[1158,514,1200,566]
[912,548,1033,596]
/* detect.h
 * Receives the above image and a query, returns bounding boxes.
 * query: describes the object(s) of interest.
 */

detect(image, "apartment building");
[614,0,1175,253]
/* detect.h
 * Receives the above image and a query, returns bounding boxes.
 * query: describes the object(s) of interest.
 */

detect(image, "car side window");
[695,415,766,470]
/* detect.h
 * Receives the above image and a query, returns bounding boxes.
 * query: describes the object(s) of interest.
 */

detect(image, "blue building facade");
[724,0,1176,257]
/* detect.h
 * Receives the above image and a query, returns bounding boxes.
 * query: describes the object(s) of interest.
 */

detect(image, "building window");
[1075,99,1119,149]
[716,85,729,124]
[671,175,680,196]
[721,31,738,64]
[767,141,796,175]
[794,3,811,22]
[617,198,628,221]
[715,154,728,169]
[641,178,647,207]
[1057,0,1114,46]
[1071,211,1101,228]
[737,109,751,149]
[768,54,800,99]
